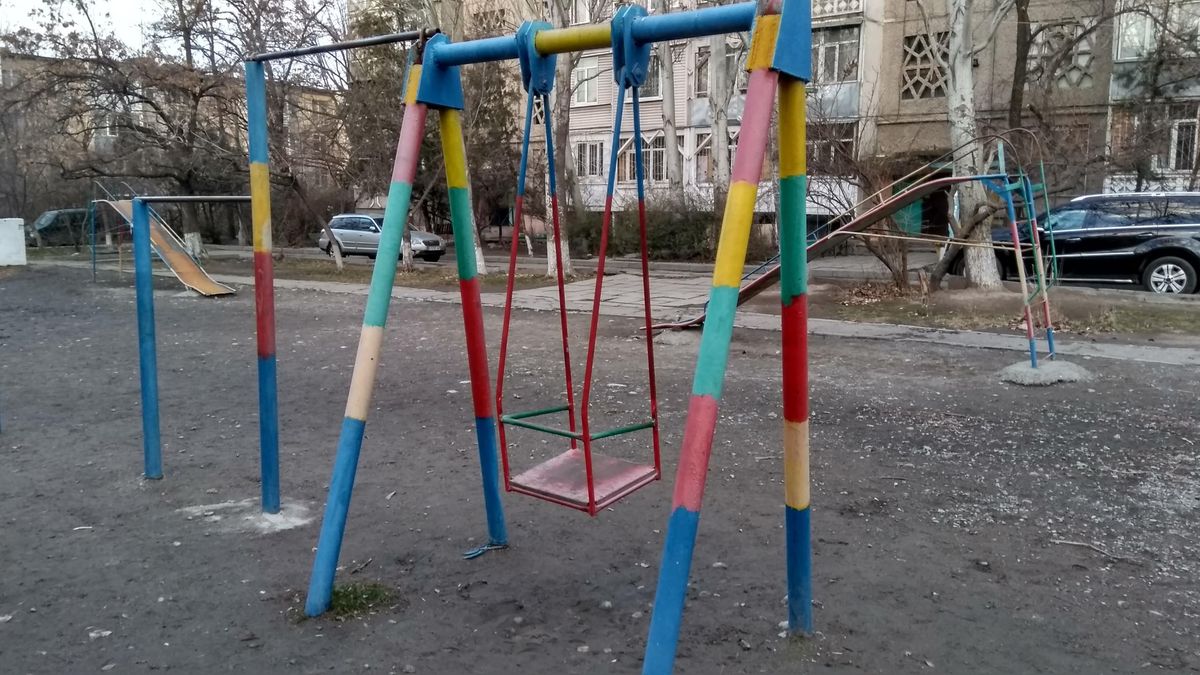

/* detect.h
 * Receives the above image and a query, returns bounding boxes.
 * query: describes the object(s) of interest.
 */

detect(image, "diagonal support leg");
[642,32,782,675]
[438,107,510,559]
[304,69,429,618]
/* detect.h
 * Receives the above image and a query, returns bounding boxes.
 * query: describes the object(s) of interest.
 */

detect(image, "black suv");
[994,192,1200,294]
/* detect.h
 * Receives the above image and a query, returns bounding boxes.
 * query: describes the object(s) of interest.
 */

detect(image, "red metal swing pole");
[494,90,540,490]
[542,92,581,450]
[631,89,662,477]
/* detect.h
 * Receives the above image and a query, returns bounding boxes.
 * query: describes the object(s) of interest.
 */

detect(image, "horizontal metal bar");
[435,36,521,67]
[504,404,571,421]
[500,417,581,440]
[629,2,756,44]
[248,29,436,63]
[134,196,251,203]
[590,420,655,441]
[434,2,757,66]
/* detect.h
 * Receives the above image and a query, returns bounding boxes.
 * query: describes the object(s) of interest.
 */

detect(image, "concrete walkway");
[34,258,1200,367]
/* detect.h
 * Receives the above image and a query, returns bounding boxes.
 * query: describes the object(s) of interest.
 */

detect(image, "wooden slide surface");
[656,176,993,329]
[99,200,235,297]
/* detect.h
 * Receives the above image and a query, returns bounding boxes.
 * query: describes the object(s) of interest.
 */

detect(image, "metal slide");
[657,176,991,329]
[97,200,236,297]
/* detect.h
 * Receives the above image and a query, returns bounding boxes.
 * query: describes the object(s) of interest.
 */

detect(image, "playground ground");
[1,264,1198,674]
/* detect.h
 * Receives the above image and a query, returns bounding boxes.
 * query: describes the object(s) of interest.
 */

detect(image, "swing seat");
[501,406,659,512]
[510,449,658,512]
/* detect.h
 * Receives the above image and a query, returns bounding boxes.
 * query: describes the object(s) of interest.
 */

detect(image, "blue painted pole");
[245,59,282,514]
[132,198,163,479]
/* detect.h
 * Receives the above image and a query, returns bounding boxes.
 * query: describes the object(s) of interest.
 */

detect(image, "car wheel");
[1142,256,1198,294]
[325,241,342,257]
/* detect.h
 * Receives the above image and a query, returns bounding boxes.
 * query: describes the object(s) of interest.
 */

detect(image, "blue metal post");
[132,198,163,479]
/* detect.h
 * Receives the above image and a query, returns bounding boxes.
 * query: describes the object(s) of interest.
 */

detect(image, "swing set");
[287,2,814,672]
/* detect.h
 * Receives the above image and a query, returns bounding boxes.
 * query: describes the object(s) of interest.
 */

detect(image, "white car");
[318,214,445,262]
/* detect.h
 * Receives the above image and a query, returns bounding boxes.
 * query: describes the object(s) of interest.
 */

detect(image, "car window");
[357,218,378,231]
[1165,198,1200,224]
[1085,201,1130,228]
[371,217,385,230]
[1044,208,1088,231]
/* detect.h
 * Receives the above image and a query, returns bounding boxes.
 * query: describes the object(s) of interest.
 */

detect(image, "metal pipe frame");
[431,1,756,66]
[248,29,437,63]
[130,195,258,490]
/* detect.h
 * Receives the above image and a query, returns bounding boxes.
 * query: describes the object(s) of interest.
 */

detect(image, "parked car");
[26,208,89,247]
[992,192,1200,294]
[317,214,445,262]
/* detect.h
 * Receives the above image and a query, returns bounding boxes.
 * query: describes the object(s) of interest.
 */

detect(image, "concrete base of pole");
[999,360,1093,386]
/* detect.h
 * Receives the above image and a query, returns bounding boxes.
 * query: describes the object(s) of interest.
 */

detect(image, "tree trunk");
[710,35,731,235]
[548,0,575,276]
[655,0,683,190]
[1008,0,1031,129]
[945,0,1001,289]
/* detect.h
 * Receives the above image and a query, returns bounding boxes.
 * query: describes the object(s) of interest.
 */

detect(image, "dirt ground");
[1,265,1198,674]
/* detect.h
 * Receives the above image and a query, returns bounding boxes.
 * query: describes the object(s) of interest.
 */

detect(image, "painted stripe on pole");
[305,416,366,617]
[783,420,809,510]
[533,23,612,55]
[405,64,422,105]
[671,395,719,512]
[778,176,808,300]
[785,505,813,633]
[711,182,759,288]
[474,416,507,541]
[344,325,386,420]
[245,61,269,164]
[691,286,738,399]
[440,110,469,189]
[460,276,493,416]
[642,507,700,675]
[744,14,780,70]
[363,180,414,327]
[250,164,272,251]
[448,188,476,279]
[781,299,808,420]
[729,69,778,184]
[778,83,807,177]
[258,354,280,513]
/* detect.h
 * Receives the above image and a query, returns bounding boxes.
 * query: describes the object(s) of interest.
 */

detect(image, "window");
[617,135,666,183]
[901,32,948,100]
[1044,208,1088,231]
[724,46,748,92]
[1163,103,1199,172]
[96,112,119,137]
[642,48,662,98]
[1028,20,1096,89]
[811,25,860,84]
[806,122,856,174]
[695,133,713,184]
[1172,119,1198,171]
[1117,10,1155,60]
[532,97,546,125]
[569,0,590,24]
[694,46,709,96]
[572,56,599,105]
[1117,1,1200,59]
[575,140,604,177]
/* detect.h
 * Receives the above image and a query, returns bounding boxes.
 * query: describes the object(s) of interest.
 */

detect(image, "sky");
[2,0,162,51]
